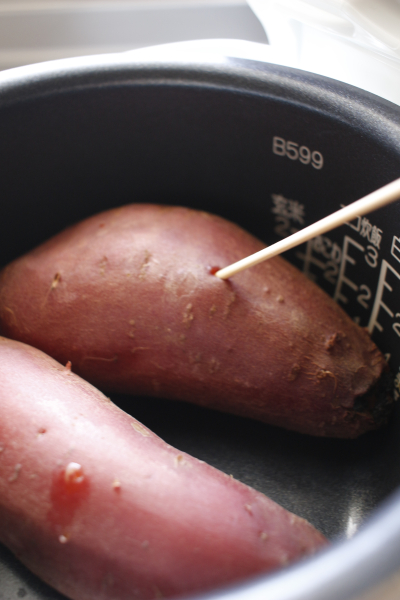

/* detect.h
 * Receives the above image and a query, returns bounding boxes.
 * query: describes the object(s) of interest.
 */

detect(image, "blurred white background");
[0,0,267,71]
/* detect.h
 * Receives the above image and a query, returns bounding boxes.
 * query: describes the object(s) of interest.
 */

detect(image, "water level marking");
[334,236,365,304]
[368,260,400,335]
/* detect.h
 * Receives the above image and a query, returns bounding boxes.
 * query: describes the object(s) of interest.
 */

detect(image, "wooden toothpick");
[215,177,400,280]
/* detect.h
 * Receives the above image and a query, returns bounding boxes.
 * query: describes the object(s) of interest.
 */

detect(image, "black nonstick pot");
[1,42,400,600]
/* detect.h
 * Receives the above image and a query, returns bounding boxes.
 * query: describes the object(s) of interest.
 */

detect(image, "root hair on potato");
[182,303,194,328]
[99,257,108,276]
[139,250,152,280]
[209,358,220,374]
[288,364,301,382]
[2,306,17,326]
[209,304,217,317]
[223,292,237,319]
[51,273,61,290]
[150,361,167,371]
[174,455,187,468]
[316,369,338,394]
[131,421,151,437]
[8,464,22,483]
[325,332,341,351]
[82,355,118,363]
[41,273,62,309]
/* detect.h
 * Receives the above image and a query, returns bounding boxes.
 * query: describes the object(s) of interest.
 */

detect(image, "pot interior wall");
[1,61,400,600]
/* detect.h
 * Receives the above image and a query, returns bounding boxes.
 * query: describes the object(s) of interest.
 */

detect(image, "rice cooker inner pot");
[1,55,400,600]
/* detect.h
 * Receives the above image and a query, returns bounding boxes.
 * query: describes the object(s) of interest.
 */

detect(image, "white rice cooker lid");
[247,0,400,106]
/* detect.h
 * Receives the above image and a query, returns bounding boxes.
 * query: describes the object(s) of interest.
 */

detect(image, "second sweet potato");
[0,337,327,600]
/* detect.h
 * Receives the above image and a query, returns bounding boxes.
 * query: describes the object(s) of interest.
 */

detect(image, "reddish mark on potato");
[47,462,90,529]
[112,479,121,492]
[208,266,221,276]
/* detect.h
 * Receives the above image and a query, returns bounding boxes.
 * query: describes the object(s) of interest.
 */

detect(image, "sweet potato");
[0,204,392,438]
[0,337,327,600]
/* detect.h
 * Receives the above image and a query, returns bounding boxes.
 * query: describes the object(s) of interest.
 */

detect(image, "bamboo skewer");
[215,177,400,280]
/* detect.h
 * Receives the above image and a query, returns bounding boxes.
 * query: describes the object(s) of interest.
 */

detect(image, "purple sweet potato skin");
[0,337,327,600]
[0,204,390,437]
